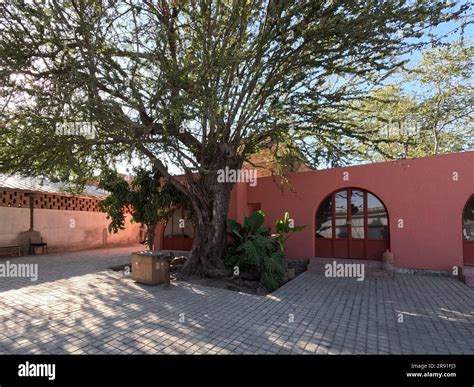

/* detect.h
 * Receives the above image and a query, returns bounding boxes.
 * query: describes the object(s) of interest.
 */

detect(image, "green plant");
[225,211,286,292]
[98,167,189,249]
[274,212,307,252]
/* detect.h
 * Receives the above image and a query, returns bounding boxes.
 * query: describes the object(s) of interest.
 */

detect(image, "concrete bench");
[0,245,21,258]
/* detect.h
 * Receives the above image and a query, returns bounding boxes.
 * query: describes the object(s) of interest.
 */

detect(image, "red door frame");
[331,188,365,259]
[463,195,474,266]
[316,188,390,260]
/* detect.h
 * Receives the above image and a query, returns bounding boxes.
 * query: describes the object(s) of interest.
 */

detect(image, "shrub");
[273,212,307,252]
[224,211,286,291]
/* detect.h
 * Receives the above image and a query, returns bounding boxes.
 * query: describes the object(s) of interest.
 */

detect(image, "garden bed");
[111,254,306,296]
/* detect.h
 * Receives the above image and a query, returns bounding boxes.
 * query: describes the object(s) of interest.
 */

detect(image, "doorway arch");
[463,195,474,266]
[315,188,390,260]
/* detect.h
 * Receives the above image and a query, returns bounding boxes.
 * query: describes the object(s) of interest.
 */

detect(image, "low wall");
[0,206,141,254]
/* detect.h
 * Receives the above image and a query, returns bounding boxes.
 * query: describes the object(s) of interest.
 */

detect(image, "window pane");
[335,191,348,239]
[351,190,365,239]
[463,197,474,241]
[316,195,332,238]
[367,193,388,240]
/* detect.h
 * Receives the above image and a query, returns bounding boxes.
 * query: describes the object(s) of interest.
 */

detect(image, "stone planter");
[131,250,173,285]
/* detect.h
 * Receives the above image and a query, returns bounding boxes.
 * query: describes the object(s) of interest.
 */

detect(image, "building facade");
[156,151,474,273]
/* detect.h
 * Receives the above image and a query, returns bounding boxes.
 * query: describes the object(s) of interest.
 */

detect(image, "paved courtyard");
[0,246,473,354]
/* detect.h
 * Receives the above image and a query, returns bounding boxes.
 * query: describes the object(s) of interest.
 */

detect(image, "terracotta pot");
[382,250,394,271]
[287,268,296,280]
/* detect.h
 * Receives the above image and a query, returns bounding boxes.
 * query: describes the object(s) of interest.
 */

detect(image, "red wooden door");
[315,188,389,260]
[333,190,349,258]
[348,189,365,259]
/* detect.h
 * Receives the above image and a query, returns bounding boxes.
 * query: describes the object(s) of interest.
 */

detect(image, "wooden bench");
[0,245,21,258]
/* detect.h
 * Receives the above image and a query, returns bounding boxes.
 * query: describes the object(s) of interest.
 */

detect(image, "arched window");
[367,193,389,240]
[463,195,474,266]
[463,196,474,241]
[316,195,332,239]
[315,188,389,260]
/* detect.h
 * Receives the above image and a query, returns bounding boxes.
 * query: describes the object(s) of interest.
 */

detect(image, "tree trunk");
[433,126,440,155]
[179,179,233,279]
[146,222,157,251]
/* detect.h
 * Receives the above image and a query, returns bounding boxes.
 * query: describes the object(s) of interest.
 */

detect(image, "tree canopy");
[0,0,470,276]
[345,39,473,162]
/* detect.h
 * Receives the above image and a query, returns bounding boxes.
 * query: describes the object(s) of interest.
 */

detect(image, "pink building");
[156,151,474,278]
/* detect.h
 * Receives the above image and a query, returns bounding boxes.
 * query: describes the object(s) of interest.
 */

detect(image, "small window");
[335,190,348,239]
[165,208,194,238]
[351,190,365,239]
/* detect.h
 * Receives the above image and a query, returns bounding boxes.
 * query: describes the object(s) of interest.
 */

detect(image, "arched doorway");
[315,188,389,260]
[463,195,474,266]
[162,207,194,251]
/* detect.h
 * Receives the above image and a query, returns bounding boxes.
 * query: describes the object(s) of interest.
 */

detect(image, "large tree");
[410,39,473,155]
[0,0,469,277]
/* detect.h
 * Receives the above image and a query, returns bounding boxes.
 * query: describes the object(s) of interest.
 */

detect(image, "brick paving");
[0,246,473,354]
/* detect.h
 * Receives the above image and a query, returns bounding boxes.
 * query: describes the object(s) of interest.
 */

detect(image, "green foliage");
[225,211,286,292]
[98,167,188,249]
[343,39,474,161]
[0,1,466,179]
[274,212,307,252]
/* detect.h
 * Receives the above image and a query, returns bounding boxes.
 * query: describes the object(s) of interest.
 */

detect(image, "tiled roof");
[0,174,108,198]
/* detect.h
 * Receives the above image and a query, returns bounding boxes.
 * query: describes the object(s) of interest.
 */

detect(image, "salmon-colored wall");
[0,207,141,253]
[228,182,248,224]
[243,151,474,271]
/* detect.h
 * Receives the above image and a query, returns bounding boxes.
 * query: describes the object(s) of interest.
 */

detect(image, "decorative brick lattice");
[0,189,102,212]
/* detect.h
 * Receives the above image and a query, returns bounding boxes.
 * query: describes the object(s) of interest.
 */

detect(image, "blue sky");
[406,4,473,63]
